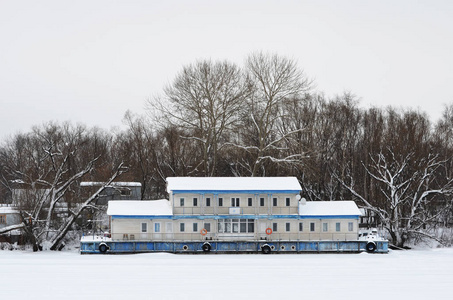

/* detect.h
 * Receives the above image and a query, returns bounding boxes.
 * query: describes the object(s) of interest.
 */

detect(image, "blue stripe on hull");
[80,240,388,254]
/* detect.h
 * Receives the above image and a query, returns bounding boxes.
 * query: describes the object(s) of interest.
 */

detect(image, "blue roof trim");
[112,214,359,220]
[299,215,360,219]
[171,190,300,194]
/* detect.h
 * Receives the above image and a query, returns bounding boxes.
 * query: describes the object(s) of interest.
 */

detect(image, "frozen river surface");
[1,248,452,299]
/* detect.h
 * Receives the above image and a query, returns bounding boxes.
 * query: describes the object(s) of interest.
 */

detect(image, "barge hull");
[80,240,388,254]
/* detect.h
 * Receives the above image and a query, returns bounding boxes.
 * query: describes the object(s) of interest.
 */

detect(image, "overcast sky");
[1,0,452,140]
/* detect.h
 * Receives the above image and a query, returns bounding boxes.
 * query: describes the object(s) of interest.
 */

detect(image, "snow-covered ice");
[1,248,452,299]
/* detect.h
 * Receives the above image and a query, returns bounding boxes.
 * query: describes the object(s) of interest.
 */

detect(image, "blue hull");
[80,240,388,254]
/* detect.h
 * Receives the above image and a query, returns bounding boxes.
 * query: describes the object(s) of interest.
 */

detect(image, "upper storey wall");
[170,192,300,216]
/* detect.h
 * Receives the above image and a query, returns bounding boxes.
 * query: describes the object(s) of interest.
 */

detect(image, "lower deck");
[80,239,388,254]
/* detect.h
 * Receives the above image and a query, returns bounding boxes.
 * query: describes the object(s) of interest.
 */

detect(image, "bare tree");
[237,52,312,176]
[337,150,452,247]
[0,122,127,251]
[148,60,250,176]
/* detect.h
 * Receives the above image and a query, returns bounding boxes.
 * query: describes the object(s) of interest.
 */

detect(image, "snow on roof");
[299,201,362,216]
[166,177,302,193]
[107,200,172,216]
[81,182,142,187]
[0,206,19,214]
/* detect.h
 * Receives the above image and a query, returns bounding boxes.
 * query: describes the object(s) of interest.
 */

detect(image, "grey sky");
[1,0,452,140]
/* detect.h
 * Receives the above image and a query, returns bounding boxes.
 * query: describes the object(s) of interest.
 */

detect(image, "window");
[286,222,290,232]
[336,222,341,232]
[193,223,198,232]
[299,222,303,232]
[231,198,240,207]
[348,222,353,232]
[180,198,184,207]
[273,223,278,232]
[323,222,328,232]
[248,198,253,206]
[193,197,198,206]
[310,222,315,232]
[218,197,223,207]
[154,223,161,233]
[218,219,255,233]
[260,197,265,206]
[286,197,290,206]
[273,197,278,206]
[240,219,247,232]
[206,197,211,207]
[141,223,147,233]
[204,223,211,232]
[0,214,6,224]
[232,219,239,233]
[120,188,131,196]
[248,220,255,233]
[180,223,185,232]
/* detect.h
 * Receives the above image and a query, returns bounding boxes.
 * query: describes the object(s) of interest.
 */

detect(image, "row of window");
[218,219,255,233]
[140,221,354,233]
[179,197,292,207]
[273,221,354,232]
[141,222,212,233]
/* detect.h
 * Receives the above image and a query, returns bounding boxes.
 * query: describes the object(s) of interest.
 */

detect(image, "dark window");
[299,222,303,232]
[336,222,341,232]
[273,198,278,206]
[206,197,211,207]
[310,222,315,232]
[240,219,247,233]
[218,197,223,207]
[248,220,254,233]
[231,198,240,207]
[180,198,184,207]
[260,197,265,206]
[273,223,278,232]
[286,198,290,206]
[180,223,185,232]
[204,223,211,232]
[286,222,290,232]
[193,197,198,206]
[193,223,198,232]
[120,188,131,196]
[248,198,253,206]
[141,223,147,233]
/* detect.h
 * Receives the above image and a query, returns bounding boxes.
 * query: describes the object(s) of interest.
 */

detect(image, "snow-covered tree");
[338,150,452,247]
[0,122,127,251]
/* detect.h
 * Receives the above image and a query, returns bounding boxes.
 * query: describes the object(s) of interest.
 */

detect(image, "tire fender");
[261,244,271,254]
[366,242,377,253]
[202,242,211,252]
[99,243,109,253]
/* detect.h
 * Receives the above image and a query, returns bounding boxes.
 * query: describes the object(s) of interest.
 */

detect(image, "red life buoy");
[200,228,208,236]
[265,228,272,235]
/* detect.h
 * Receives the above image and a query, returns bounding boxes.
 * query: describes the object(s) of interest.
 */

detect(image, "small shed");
[0,205,23,244]
[80,182,142,205]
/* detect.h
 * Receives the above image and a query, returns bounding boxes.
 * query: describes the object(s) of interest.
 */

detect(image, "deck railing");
[110,232,358,242]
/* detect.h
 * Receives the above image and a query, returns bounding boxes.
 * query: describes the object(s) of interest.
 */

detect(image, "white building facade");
[108,177,362,242]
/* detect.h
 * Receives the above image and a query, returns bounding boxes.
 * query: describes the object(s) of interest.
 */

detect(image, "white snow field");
[1,248,452,300]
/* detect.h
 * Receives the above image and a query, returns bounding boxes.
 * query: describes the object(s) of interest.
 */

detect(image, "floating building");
[81,177,388,254]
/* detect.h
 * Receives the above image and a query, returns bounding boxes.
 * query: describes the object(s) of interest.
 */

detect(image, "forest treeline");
[1,52,452,248]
